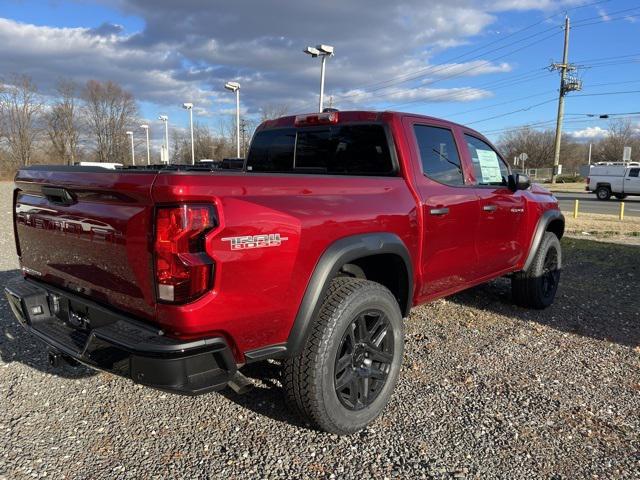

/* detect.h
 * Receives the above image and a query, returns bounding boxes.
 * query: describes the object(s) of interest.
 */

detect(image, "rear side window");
[464,134,509,186]
[629,168,640,178]
[245,128,296,172]
[246,124,395,176]
[413,125,464,186]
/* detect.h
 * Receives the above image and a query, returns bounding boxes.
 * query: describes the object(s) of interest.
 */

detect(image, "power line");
[341,30,561,103]
[573,52,640,63]
[452,80,640,118]
[480,114,640,136]
[572,4,640,24]
[573,89,640,97]
[468,90,640,127]
[466,98,558,125]
[448,91,554,117]
[336,0,614,99]
[380,70,552,110]
[566,110,640,117]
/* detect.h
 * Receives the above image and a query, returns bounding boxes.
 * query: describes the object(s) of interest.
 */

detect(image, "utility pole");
[550,16,582,183]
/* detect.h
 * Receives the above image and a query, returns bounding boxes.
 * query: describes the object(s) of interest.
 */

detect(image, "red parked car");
[5,110,564,434]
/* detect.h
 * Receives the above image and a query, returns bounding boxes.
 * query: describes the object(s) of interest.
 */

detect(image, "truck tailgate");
[14,168,158,320]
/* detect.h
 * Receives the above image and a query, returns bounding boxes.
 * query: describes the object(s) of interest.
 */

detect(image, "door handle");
[483,205,498,212]
[430,207,449,216]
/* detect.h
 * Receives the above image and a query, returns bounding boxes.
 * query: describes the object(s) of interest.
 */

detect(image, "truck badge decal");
[221,234,288,250]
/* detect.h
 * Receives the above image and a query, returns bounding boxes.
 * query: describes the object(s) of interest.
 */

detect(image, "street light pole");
[140,125,150,165]
[224,82,241,158]
[235,89,240,158]
[158,115,169,164]
[126,131,135,166]
[183,103,195,164]
[319,54,327,113]
[304,44,334,112]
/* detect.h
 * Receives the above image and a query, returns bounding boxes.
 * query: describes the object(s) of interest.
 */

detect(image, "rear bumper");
[4,276,237,395]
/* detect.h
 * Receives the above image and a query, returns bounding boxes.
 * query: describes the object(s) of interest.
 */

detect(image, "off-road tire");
[512,232,561,309]
[596,186,611,201]
[283,277,404,435]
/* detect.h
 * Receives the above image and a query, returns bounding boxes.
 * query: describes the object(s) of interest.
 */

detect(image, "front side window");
[629,168,639,178]
[246,124,395,176]
[413,125,464,186]
[464,134,509,186]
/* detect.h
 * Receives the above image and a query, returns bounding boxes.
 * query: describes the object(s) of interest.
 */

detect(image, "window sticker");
[476,149,502,183]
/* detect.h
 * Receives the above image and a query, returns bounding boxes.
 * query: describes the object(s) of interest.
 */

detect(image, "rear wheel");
[596,186,611,201]
[614,193,628,200]
[283,277,404,434]
[512,232,561,309]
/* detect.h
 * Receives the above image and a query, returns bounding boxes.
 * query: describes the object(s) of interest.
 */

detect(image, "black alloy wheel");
[541,247,560,298]
[334,309,393,411]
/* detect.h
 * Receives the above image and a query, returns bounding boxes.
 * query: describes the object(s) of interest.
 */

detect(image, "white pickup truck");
[587,163,640,200]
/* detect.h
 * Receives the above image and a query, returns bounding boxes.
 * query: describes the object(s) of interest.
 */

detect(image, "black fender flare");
[523,210,565,271]
[285,232,414,356]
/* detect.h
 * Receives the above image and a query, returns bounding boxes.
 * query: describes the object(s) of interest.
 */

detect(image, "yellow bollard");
[573,199,579,219]
[620,201,625,221]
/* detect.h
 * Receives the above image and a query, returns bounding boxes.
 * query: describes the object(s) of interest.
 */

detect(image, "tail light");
[154,205,216,303]
[586,176,590,184]
[294,111,339,126]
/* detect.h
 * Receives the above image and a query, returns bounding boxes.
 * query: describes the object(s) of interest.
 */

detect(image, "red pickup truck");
[5,110,564,434]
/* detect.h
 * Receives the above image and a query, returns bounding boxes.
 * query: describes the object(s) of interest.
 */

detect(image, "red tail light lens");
[154,205,216,303]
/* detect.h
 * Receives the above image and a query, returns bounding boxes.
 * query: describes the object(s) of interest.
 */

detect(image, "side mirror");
[508,173,531,192]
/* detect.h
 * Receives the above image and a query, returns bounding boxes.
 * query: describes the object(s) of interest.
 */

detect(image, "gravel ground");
[0,181,638,479]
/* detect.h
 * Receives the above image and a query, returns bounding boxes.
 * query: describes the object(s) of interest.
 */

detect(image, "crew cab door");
[462,133,526,277]
[624,167,640,194]
[403,118,480,299]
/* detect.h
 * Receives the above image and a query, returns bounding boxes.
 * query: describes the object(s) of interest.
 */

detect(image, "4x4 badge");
[221,233,288,250]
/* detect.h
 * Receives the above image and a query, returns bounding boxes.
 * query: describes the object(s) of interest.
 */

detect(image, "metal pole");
[164,120,170,164]
[319,54,327,113]
[235,89,240,158]
[145,128,150,165]
[189,108,195,165]
[588,143,592,165]
[551,16,570,184]
[130,134,135,166]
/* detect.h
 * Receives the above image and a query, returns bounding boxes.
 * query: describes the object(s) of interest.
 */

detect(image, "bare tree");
[594,119,640,163]
[82,80,138,163]
[259,103,289,122]
[0,74,43,167]
[172,123,229,163]
[45,79,80,165]
[498,126,556,168]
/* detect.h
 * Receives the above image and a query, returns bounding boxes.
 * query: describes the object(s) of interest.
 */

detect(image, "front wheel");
[512,232,562,309]
[283,278,404,435]
[596,186,611,201]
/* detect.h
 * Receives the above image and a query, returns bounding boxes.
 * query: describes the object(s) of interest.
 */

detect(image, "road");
[554,192,640,218]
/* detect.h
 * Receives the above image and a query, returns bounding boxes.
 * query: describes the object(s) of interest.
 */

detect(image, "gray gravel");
[0,180,638,479]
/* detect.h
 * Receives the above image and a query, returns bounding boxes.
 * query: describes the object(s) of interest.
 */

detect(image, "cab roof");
[257,110,486,139]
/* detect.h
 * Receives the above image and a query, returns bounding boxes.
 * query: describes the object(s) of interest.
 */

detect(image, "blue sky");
[1,0,639,144]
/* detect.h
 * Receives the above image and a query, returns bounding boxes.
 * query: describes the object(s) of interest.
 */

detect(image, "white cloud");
[568,126,609,139]
[597,7,611,22]
[0,0,582,117]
